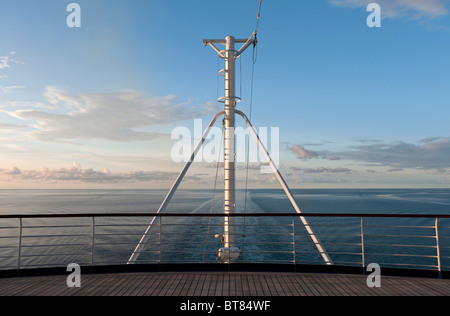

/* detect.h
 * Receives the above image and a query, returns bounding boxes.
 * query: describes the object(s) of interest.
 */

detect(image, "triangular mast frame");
[128,34,333,266]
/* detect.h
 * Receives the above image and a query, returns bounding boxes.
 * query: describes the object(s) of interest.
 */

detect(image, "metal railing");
[0,213,449,273]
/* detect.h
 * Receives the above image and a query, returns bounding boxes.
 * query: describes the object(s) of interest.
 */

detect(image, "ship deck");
[1,270,449,296]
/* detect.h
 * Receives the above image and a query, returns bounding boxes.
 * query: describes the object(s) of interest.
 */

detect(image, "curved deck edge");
[1,263,447,280]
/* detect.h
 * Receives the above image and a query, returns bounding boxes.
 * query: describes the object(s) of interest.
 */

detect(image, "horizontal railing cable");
[0,213,448,273]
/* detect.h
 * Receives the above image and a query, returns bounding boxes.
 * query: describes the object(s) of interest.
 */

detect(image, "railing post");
[292,216,296,269]
[17,217,23,275]
[361,217,365,271]
[159,215,162,265]
[435,217,442,278]
[91,216,95,270]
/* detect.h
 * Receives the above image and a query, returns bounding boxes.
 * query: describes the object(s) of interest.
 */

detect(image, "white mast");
[128,1,333,265]
[202,36,255,261]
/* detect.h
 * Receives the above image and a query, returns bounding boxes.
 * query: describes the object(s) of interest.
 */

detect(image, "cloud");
[0,52,25,94]
[205,162,225,168]
[0,163,181,184]
[0,51,25,70]
[0,122,27,130]
[387,168,404,172]
[330,0,450,19]
[290,144,318,160]
[289,137,450,173]
[0,85,25,94]
[7,86,220,142]
[4,166,21,175]
[324,137,450,172]
[291,167,353,174]
[420,137,442,143]
[0,54,11,69]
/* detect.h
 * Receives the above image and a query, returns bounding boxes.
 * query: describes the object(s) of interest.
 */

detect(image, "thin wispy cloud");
[330,0,450,19]
[6,86,220,143]
[0,51,25,70]
[290,144,318,160]
[0,162,216,185]
[0,85,25,94]
[316,137,450,172]
[291,167,354,174]
[0,54,12,69]
[0,143,24,153]
[0,163,180,184]
[0,51,25,94]
[0,122,28,130]
[289,137,450,175]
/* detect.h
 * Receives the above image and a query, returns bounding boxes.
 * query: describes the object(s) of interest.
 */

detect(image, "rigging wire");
[256,0,262,35]
[240,54,243,101]
[242,45,257,224]
[242,0,261,257]
[243,0,262,213]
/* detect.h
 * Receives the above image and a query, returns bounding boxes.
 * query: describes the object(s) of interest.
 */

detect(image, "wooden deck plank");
[1,271,449,296]
[209,273,217,296]
[235,273,243,296]
[97,274,129,296]
[269,274,286,295]
[291,274,310,295]
[193,273,206,296]
[254,274,266,296]
[200,273,212,296]
[177,273,193,296]
[141,273,166,296]
[301,274,321,296]
[0,278,36,296]
[183,273,196,296]
[384,277,417,296]
[285,274,303,296]
[415,279,450,296]
[19,276,64,296]
[135,273,157,296]
[222,273,228,296]
[263,274,279,296]
[324,274,353,296]
[110,273,140,296]
[282,274,295,295]
[215,273,223,296]
[320,274,341,296]
[258,274,272,296]
[247,274,258,296]
[126,273,155,296]
[228,273,236,296]
[241,273,251,296]
[160,273,179,296]
[190,273,200,296]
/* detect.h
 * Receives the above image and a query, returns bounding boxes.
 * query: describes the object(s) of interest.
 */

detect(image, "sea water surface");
[0,189,449,270]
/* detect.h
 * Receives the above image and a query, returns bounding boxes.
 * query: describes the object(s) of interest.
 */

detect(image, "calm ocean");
[1,188,450,215]
[0,189,449,270]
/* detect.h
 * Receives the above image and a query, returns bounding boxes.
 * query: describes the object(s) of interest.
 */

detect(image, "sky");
[0,0,449,189]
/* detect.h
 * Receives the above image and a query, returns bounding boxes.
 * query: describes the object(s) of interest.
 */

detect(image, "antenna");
[128,0,333,265]
[256,0,262,35]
